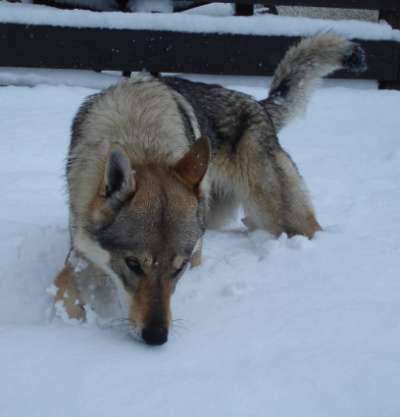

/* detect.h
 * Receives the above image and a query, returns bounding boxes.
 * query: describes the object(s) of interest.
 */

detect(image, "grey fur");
[260,35,367,132]
[54,35,366,342]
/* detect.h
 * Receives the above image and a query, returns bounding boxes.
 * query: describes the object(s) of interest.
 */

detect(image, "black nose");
[142,326,168,346]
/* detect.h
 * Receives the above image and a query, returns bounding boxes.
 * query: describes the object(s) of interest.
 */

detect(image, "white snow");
[183,2,235,17]
[0,67,119,89]
[129,0,173,13]
[0,1,399,41]
[1,71,400,417]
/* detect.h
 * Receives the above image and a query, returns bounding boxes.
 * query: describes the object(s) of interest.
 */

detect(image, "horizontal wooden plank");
[0,23,399,81]
[27,0,400,12]
[206,0,400,11]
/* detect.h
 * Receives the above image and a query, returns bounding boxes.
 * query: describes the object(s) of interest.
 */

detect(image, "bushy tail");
[260,34,367,132]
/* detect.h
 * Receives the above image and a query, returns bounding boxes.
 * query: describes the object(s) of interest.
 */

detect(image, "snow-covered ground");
[1,70,400,417]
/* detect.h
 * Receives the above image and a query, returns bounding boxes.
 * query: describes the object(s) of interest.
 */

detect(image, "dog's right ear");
[103,145,136,205]
[174,136,210,194]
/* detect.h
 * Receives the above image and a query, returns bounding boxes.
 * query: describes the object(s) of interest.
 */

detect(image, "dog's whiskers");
[104,318,140,332]
[172,318,187,328]
[103,318,145,343]
[171,318,188,337]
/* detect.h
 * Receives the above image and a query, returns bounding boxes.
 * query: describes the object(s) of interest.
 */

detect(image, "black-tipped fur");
[54,35,366,337]
[260,35,367,132]
[342,44,367,73]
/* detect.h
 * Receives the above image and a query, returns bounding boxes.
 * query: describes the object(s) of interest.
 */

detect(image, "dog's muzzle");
[141,326,168,346]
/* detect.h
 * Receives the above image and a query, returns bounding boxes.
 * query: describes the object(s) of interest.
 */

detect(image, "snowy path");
[1,77,400,417]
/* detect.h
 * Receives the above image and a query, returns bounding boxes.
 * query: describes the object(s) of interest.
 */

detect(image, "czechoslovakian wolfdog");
[54,35,366,345]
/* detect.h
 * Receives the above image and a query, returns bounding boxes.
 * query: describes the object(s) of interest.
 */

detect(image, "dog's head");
[88,137,210,345]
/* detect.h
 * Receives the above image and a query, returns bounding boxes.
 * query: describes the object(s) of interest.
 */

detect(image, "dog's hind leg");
[273,149,322,238]
[54,265,86,320]
[225,127,321,239]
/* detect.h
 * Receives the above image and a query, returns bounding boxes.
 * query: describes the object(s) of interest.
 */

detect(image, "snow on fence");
[0,1,399,88]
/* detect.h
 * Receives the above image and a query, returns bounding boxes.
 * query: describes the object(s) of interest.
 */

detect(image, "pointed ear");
[174,137,210,190]
[103,145,135,202]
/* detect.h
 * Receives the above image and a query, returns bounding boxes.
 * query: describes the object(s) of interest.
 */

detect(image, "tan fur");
[130,277,173,330]
[55,79,320,331]
[58,137,208,341]
[274,151,321,237]
[52,35,361,341]
[55,76,319,338]
[208,125,321,238]
[67,77,193,241]
[190,239,203,268]
[54,265,86,321]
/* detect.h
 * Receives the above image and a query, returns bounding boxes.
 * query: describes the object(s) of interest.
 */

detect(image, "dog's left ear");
[174,136,210,192]
[90,146,136,228]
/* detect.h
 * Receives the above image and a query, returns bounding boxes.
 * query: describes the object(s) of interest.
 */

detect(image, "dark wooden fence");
[1,0,399,88]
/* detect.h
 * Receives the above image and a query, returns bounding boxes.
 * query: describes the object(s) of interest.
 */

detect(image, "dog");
[53,35,366,345]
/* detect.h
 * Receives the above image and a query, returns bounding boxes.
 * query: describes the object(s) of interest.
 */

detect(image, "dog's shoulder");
[68,74,192,163]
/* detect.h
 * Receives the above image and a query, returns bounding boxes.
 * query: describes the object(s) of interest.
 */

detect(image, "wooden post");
[269,5,278,14]
[379,10,400,90]
[234,1,254,16]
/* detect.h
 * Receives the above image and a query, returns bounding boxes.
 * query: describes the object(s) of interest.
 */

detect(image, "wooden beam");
[25,1,400,13]
[192,1,400,11]
[379,10,400,28]
[0,23,398,82]
[379,9,400,89]
[234,1,254,16]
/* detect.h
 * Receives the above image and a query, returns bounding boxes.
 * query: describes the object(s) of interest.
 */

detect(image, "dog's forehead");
[126,194,198,257]
[132,165,197,211]
[97,169,200,257]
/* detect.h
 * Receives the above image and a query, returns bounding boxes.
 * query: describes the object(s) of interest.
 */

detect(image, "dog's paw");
[343,44,367,73]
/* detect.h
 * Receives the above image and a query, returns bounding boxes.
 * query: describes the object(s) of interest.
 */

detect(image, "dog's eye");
[172,261,188,279]
[125,258,144,276]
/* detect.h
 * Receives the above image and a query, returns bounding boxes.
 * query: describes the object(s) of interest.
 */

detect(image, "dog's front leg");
[54,265,86,321]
